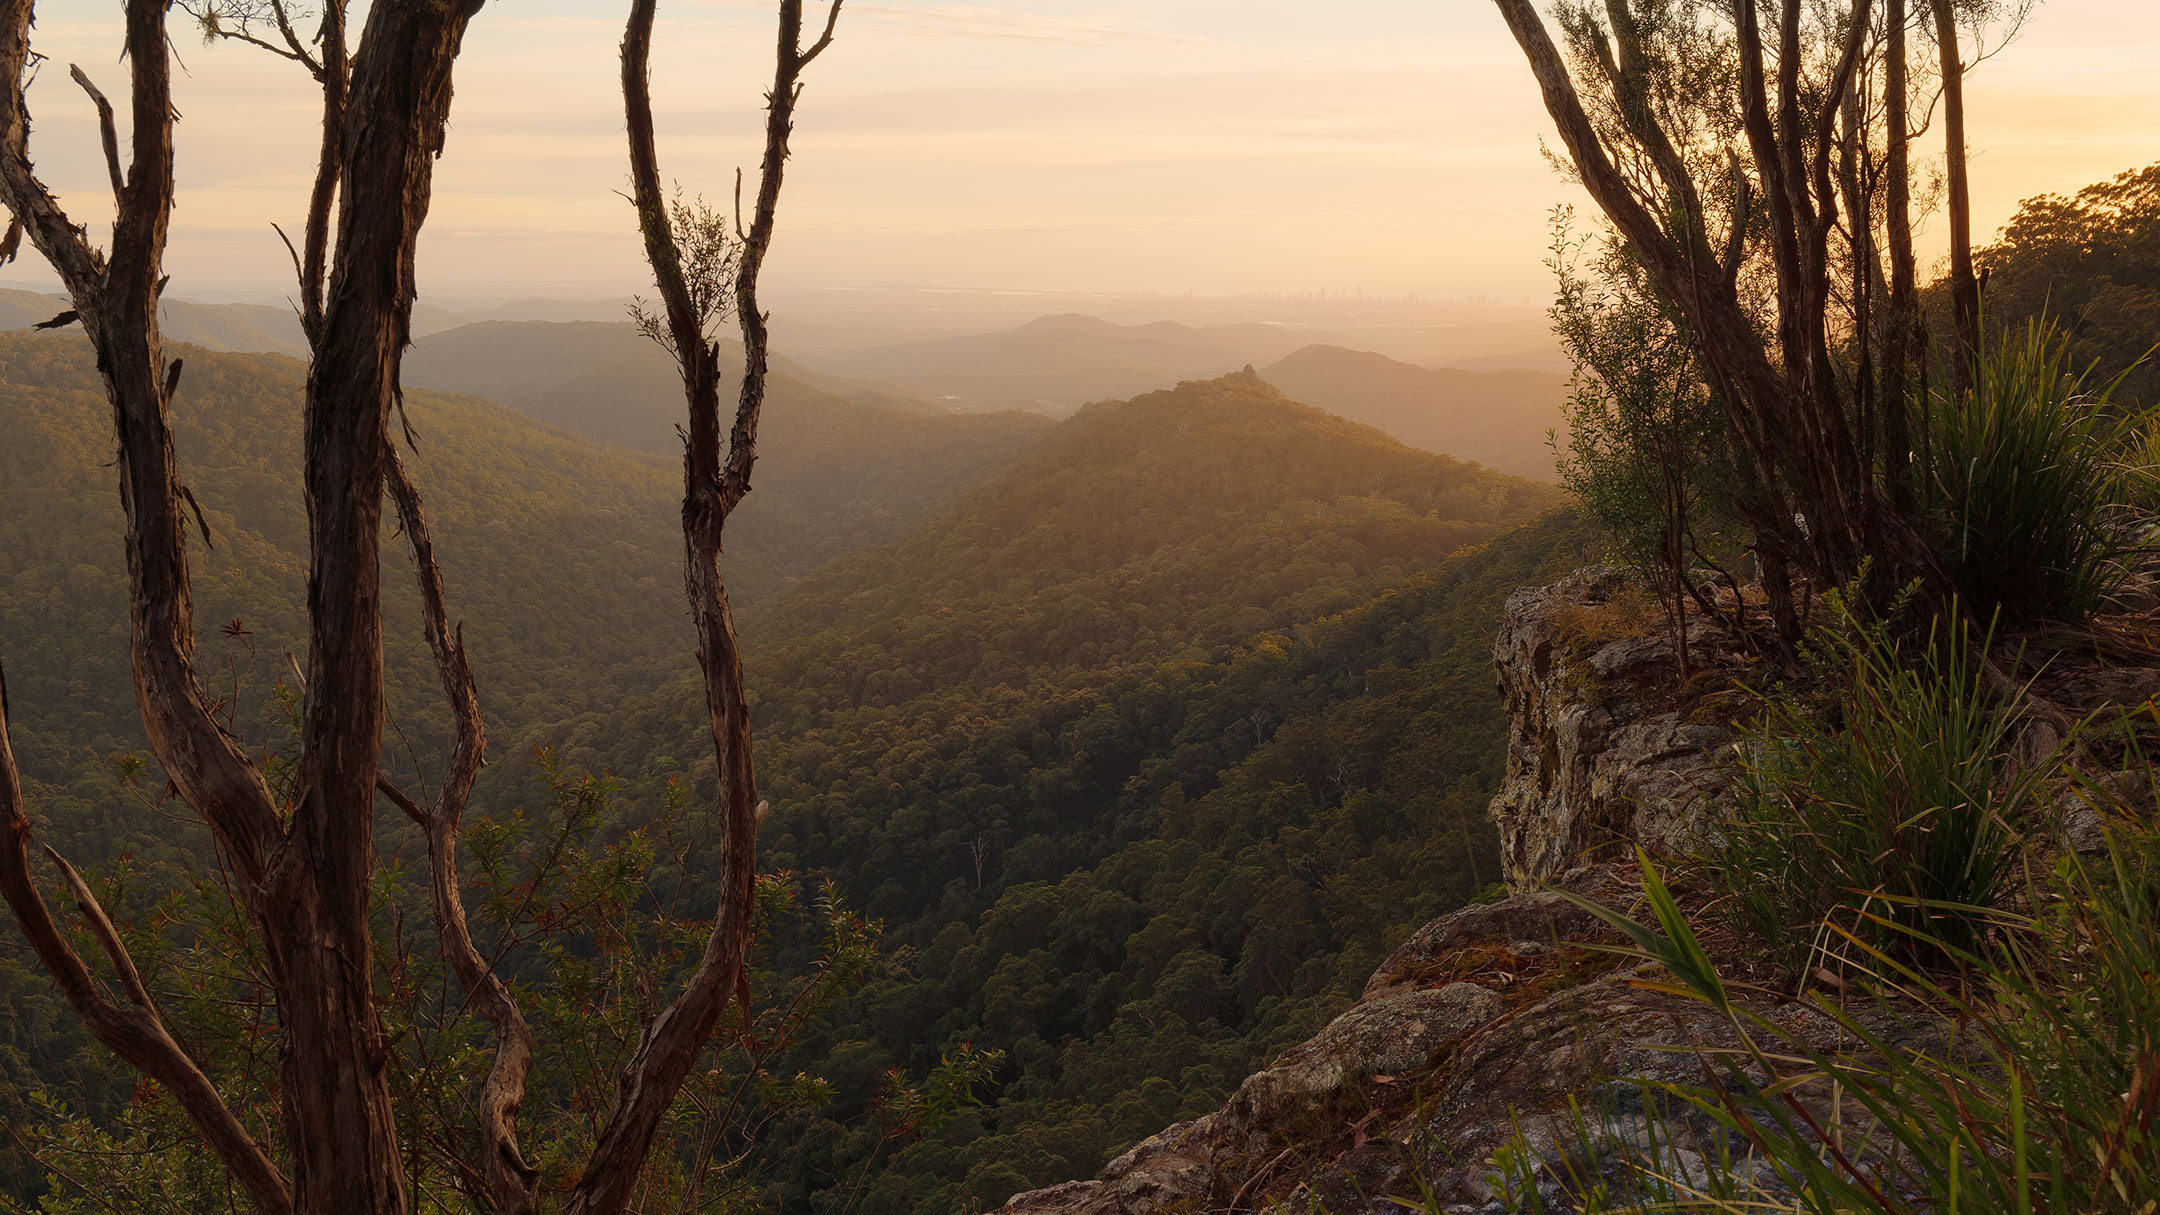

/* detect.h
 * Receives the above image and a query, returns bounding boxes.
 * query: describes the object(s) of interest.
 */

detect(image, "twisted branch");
[386,448,538,1215]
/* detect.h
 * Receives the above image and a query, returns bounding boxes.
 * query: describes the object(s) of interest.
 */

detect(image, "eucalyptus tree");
[0,1,844,1211]
[1494,0,2023,634]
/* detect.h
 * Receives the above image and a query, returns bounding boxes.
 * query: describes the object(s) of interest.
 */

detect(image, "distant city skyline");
[14,1,2160,304]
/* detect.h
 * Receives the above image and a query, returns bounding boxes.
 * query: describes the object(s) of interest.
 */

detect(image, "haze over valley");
[3,3,2159,1214]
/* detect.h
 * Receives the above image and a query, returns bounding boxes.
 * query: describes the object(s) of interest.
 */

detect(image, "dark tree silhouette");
[0,2,844,1212]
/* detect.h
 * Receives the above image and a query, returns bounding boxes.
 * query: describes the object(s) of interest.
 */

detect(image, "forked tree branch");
[577,4,840,1213]
[0,665,293,1215]
[0,2,300,1204]
[0,0,288,884]
[723,1,843,515]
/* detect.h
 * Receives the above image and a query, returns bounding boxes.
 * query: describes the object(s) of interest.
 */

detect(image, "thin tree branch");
[573,4,840,1212]
[296,1,345,345]
[67,65,124,205]
[799,0,842,64]
[264,0,323,77]
[41,843,155,1010]
[375,774,430,828]
[385,447,539,1215]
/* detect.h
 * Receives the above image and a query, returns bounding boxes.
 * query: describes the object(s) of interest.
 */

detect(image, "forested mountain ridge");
[535,371,1570,1208]
[755,512,1593,1212]
[3,343,1574,1211]
[1259,344,1570,481]
[743,367,1560,667]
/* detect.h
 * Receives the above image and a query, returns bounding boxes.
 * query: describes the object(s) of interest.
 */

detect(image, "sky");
[10,0,2160,307]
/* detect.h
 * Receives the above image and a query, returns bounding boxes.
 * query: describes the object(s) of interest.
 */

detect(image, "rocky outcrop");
[989,567,2160,1214]
[984,570,1767,1215]
[1488,568,1743,889]
[987,867,1633,1215]
[985,856,1904,1215]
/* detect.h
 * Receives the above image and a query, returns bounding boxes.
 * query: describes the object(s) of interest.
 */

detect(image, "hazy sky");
[12,1,2160,305]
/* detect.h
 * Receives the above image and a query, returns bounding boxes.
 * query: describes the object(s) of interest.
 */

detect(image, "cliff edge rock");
[989,571,1782,1214]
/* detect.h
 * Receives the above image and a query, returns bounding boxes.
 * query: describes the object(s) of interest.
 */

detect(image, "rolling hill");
[560,371,1577,1211]
[0,288,474,354]
[398,319,1054,565]
[2,343,1581,1212]
[0,333,691,865]
[1259,344,1571,480]
[0,327,1044,842]
[804,312,1346,415]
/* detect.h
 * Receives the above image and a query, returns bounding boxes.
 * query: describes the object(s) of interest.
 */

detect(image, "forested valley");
[5,149,2155,1206]
[0,328,1574,1209]
[3,0,2157,1208]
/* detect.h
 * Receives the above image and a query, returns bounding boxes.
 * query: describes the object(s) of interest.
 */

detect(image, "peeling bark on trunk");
[0,1,480,1211]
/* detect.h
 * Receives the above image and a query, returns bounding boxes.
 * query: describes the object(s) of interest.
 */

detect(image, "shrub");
[1709,600,2047,968]
[1560,820,2160,1215]
[1929,321,2141,622]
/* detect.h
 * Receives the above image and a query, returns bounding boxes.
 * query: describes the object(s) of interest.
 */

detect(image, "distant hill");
[0,332,698,859]
[739,368,1559,664]
[569,371,1575,1209]
[1259,344,1570,481]
[805,313,1346,415]
[402,319,972,437]
[400,320,1052,565]
[0,288,314,356]
[0,288,471,354]
[1408,315,1571,374]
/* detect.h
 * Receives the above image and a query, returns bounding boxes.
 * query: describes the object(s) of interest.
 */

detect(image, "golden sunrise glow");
[8,1,2157,304]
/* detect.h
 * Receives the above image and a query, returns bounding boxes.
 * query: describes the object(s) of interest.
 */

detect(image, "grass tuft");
[1929,320,2142,623]
[1708,598,2048,970]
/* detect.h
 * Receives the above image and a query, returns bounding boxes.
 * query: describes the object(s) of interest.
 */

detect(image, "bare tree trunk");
[0,1,296,1210]
[1932,0,1979,399]
[572,3,841,1212]
[1839,82,1875,523]
[1496,0,1957,621]
[1883,0,1921,507]
[264,7,483,1210]
[1,1,481,1211]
